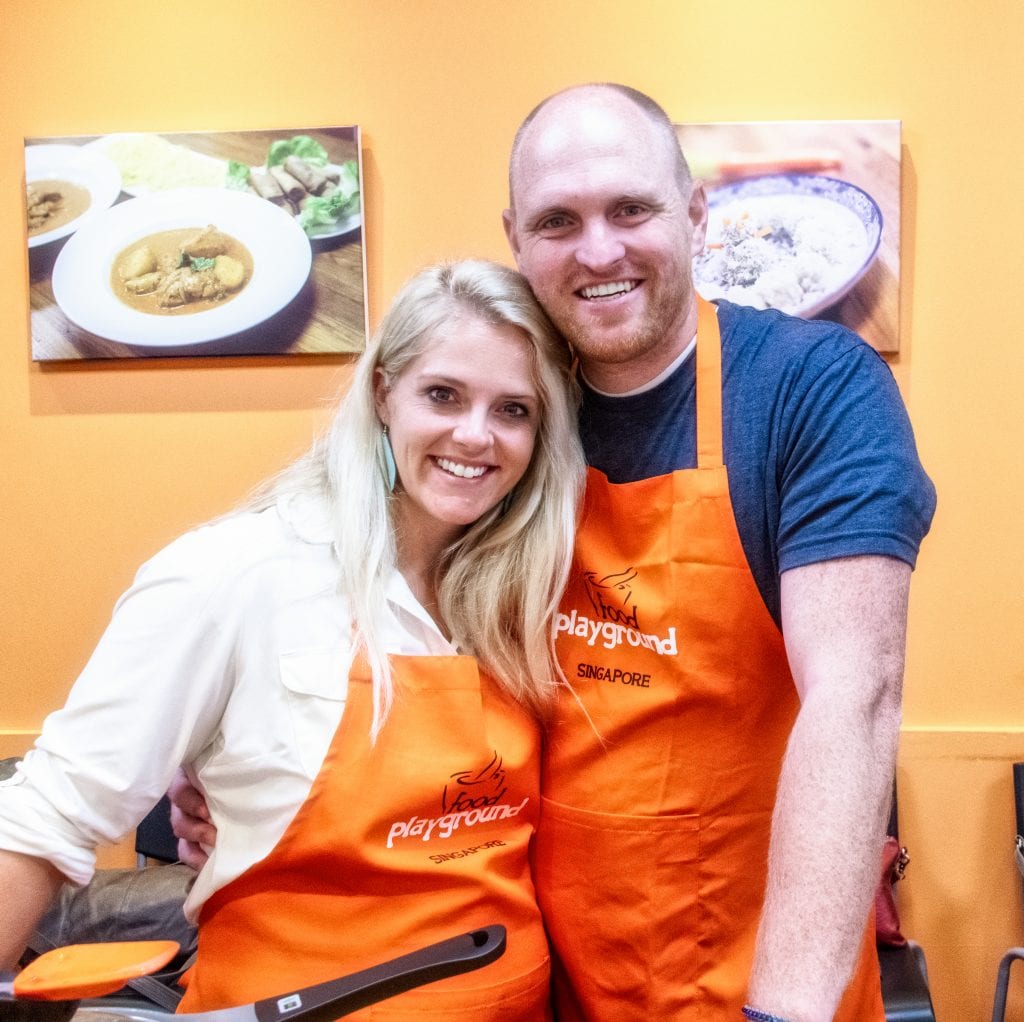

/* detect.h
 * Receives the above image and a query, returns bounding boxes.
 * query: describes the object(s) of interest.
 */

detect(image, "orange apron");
[537,300,883,1019]
[179,654,551,1021]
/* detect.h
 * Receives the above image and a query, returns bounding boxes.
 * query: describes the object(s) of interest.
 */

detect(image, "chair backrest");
[991,763,1024,1022]
[1014,762,1024,881]
[878,776,937,1022]
[135,795,179,866]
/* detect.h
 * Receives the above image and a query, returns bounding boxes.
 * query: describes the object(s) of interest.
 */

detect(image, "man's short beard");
[558,302,680,368]
[563,323,651,365]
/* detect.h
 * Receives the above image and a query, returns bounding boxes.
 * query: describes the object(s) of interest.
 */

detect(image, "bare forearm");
[747,685,899,1020]
[747,555,911,1022]
[0,849,65,969]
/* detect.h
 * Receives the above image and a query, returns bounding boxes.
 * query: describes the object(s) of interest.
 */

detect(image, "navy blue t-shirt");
[578,301,936,627]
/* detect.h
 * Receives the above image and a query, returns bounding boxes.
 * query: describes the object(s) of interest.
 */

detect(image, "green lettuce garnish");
[225,160,251,190]
[298,160,360,235]
[267,136,328,168]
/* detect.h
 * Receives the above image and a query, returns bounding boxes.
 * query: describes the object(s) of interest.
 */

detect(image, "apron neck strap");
[695,298,723,469]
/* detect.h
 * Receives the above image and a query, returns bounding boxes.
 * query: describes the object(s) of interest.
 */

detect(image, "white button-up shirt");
[0,495,455,918]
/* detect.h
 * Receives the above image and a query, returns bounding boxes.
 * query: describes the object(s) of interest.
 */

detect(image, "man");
[496,84,933,1022]
[171,84,936,1020]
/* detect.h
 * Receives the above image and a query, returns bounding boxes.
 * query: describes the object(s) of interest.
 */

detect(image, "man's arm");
[168,767,215,870]
[0,849,65,969]
[746,554,910,1022]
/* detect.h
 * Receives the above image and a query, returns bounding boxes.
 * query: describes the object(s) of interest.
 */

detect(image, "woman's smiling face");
[374,311,542,553]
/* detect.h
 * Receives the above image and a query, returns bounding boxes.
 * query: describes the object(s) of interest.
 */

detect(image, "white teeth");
[437,457,487,479]
[581,281,637,299]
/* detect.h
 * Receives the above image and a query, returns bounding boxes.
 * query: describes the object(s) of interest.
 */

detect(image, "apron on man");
[179,653,551,1021]
[537,299,883,1019]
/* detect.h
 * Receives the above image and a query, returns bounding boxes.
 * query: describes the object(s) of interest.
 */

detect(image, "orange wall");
[2,2,1022,1018]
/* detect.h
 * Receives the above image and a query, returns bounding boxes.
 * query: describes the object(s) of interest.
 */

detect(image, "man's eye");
[618,203,648,218]
[538,214,571,232]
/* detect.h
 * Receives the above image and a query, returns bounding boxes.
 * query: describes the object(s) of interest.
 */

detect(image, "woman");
[0,259,585,1020]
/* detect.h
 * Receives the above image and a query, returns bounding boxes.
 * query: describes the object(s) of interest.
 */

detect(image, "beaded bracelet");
[741,1007,792,1022]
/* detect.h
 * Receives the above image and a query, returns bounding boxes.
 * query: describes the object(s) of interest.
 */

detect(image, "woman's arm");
[0,849,65,969]
[0,528,239,886]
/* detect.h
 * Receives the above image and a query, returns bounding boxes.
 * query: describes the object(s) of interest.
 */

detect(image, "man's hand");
[168,767,217,870]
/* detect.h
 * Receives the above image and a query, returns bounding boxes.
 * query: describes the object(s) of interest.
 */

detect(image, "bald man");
[502,84,933,1022]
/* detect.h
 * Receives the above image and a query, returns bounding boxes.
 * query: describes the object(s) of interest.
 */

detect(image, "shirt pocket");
[278,647,352,779]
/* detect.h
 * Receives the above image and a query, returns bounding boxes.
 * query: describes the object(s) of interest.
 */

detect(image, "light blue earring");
[381,425,397,492]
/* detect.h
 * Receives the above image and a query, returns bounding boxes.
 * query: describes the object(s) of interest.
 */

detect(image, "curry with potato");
[111,225,252,315]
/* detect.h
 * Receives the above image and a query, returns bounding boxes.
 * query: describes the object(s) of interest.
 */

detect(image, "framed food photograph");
[24,126,367,361]
[675,120,901,353]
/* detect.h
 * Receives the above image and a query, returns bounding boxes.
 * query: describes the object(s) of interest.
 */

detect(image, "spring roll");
[269,165,306,203]
[250,168,286,204]
[284,155,329,196]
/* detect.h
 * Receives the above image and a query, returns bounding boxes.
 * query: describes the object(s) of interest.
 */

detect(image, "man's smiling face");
[504,87,708,394]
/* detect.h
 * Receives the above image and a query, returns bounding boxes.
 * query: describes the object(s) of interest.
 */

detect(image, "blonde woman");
[0,259,585,1021]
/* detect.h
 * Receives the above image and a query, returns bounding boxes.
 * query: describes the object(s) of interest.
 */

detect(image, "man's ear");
[372,368,390,424]
[502,208,522,265]
[688,181,709,257]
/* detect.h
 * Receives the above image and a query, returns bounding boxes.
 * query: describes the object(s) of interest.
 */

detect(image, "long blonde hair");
[239,260,584,736]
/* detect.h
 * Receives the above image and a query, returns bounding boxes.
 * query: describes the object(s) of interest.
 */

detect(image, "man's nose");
[575,220,626,271]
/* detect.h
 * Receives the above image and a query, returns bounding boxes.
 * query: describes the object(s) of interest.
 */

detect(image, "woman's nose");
[451,407,491,447]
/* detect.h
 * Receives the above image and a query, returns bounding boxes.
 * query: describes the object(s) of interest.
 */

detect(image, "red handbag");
[875,835,909,947]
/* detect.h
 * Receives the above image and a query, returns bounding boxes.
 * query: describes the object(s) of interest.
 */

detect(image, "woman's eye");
[501,402,530,419]
[427,386,455,403]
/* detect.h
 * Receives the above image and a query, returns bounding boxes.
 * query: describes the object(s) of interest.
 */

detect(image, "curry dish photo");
[112,225,253,315]
[26,179,92,237]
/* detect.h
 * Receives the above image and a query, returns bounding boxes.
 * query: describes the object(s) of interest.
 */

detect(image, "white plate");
[695,174,883,318]
[51,188,312,347]
[25,144,123,248]
[310,207,361,241]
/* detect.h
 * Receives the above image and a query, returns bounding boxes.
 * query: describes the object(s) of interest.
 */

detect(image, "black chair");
[135,794,179,867]
[990,762,1024,1022]
[879,783,937,1022]
[880,941,935,1022]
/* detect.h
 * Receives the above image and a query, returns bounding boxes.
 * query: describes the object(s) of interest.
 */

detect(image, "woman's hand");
[168,767,217,870]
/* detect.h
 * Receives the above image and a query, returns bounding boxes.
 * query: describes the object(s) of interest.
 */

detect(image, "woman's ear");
[372,368,391,425]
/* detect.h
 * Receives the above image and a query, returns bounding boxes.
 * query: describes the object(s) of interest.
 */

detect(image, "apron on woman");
[179,653,551,1021]
[536,299,883,1020]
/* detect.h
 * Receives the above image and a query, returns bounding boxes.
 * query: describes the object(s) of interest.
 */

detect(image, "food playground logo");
[555,566,678,655]
[385,752,529,850]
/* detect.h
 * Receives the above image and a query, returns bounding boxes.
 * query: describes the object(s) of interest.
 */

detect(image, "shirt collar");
[580,332,697,398]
